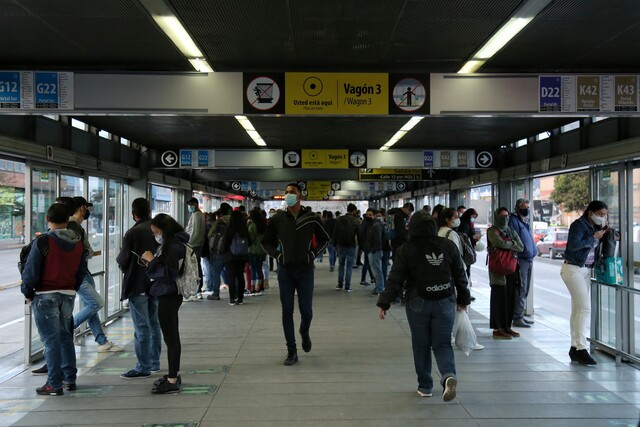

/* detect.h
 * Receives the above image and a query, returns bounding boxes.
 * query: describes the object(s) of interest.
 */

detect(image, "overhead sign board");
[286,73,388,115]
[176,149,215,168]
[421,150,475,168]
[359,168,422,181]
[301,149,349,168]
[0,71,73,110]
[539,75,639,113]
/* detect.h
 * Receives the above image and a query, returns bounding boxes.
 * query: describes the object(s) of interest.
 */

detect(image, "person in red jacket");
[21,203,87,396]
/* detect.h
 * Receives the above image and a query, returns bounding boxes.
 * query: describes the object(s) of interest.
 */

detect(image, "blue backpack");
[230,234,249,256]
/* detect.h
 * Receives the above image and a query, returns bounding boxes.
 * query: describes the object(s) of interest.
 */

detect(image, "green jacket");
[248,222,266,256]
[487,225,524,285]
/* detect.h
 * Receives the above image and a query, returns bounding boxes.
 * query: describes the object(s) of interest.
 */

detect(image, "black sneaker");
[442,377,457,402]
[153,375,182,387]
[371,290,379,296]
[151,379,180,394]
[120,369,151,379]
[63,382,77,391]
[300,329,312,353]
[335,285,343,290]
[31,364,48,375]
[36,382,63,396]
[207,294,221,300]
[283,350,298,366]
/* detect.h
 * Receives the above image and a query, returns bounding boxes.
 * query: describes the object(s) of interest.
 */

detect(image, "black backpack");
[208,219,228,257]
[18,235,49,274]
[333,216,357,246]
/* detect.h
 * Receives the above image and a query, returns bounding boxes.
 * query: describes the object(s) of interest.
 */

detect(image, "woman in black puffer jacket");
[377,211,470,402]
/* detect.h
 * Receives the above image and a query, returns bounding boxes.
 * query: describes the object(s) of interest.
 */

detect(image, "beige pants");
[560,263,591,350]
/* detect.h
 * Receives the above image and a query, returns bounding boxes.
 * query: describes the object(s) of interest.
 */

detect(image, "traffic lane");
[0,248,21,289]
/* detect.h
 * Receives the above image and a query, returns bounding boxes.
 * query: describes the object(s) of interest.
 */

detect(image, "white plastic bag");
[454,309,478,356]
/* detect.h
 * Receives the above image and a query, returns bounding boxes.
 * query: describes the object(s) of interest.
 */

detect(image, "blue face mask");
[188,206,196,213]
[284,193,298,207]
[155,235,163,245]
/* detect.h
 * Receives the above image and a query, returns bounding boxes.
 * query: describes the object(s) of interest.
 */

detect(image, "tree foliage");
[551,172,589,213]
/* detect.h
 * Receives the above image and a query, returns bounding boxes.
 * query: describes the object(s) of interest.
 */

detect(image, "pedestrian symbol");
[392,78,425,112]
[247,77,280,110]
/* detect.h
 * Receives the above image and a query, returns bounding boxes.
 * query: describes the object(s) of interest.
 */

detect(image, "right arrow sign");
[476,151,494,168]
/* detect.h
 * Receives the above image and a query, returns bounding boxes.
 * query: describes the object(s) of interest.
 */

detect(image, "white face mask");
[451,218,461,228]
[591,213,606,226]
[284,193,298,207]
[155,235,163,244]
[470,217,476,223]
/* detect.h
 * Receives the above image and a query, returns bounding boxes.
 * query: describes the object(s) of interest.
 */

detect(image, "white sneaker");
[196,293,203,300]
[73,334,84,346]
[97,341,125,353]
[474,343,485,350]
[183,295,198,302]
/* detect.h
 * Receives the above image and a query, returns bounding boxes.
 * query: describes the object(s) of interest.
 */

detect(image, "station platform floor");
[1,261,639,426]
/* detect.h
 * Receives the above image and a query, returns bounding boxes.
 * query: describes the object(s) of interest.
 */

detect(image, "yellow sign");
[286,73,388,115]
[306,181,331,200]
[359,168,422,181]
[301,149,349,169]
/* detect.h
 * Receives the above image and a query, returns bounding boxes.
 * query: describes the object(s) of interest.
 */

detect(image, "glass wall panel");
[106,180,123,316]
[150,184,173,217]
[60,175,84,198]
[0,159,26,243]
[87,176,105,276]
[31,169,57,239]
[594,168,620,348]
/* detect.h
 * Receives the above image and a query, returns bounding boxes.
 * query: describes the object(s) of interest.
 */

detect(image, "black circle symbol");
[161,150,178,167]
[476,151,493,168]
[303,77,323,97]
[309,151,318,160]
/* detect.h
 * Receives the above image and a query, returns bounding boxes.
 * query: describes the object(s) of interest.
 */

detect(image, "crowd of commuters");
[20,189,608,400]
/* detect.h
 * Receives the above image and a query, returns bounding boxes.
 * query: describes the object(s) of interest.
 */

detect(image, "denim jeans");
[74,274,107,345]
[278,265,314,351]
[249,255,265,283]
[336,246,356,289]
[209,256,227,296]
[361,251,374,283]
[33,293,77,389]
[405,295,457,392]
[327,241,336,268]
[368,250,385,293]
[128,294,162,373]
[201,256,212,292]
[513,259,533,321]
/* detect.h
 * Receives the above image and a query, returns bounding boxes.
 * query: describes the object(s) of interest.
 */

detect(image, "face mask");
[155,235,163,245]
[375,217,383,222]
[470,217,476,223]
[591,213,606,226]
[518,208,529,217]
[451,218,461,228]
[495,216,509,228]
[284,193,298,207]
[364,216,373,222]
[188,206,196,213]
[83,209,91,220]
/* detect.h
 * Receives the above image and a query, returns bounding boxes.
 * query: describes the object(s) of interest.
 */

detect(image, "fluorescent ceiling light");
[235,116,267,147]
[475,17,532,59]
[139,0,214,73]
[189,58,213,73]
[154,15,203,58]
[457,0,552,73]
[379,116,423,150]
[457,60,486,74]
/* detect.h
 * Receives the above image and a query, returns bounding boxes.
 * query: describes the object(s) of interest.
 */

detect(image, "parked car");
[532,221,549,244]
[536,227,569,259]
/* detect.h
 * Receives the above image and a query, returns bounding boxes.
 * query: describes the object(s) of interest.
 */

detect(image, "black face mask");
[518,208,529,217]
[364,216,373,222]
[83,209,91,220]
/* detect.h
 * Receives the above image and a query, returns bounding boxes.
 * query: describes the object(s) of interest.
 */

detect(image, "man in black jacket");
[388,202,414,260]
[117,198,161,379]
[262,183,330,366]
